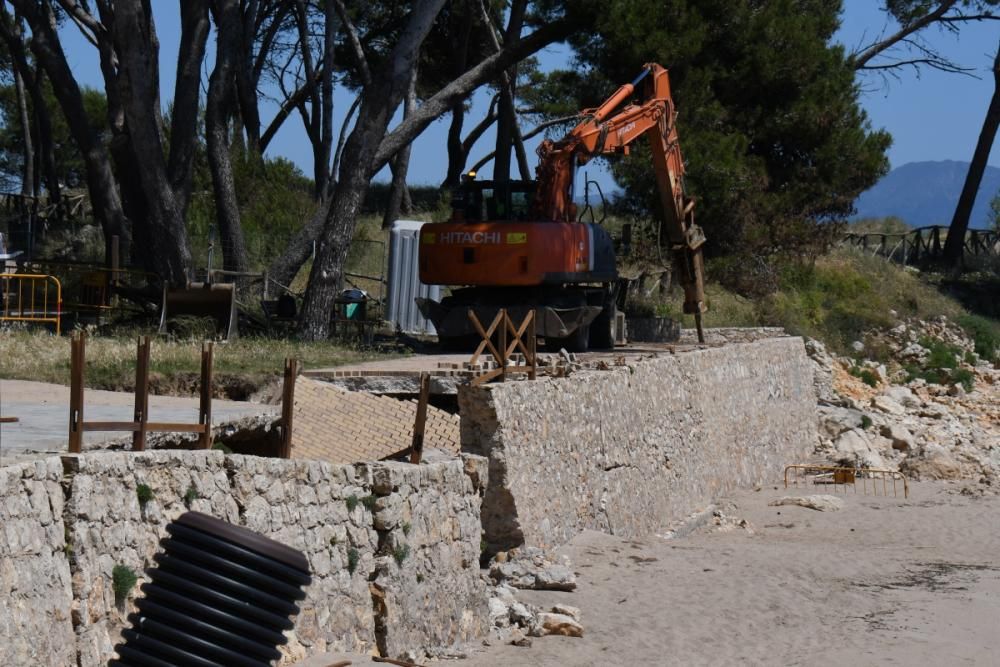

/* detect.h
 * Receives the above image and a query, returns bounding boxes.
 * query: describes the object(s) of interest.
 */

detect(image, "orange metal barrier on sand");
[0,273,62,334]
[784,464,908,498]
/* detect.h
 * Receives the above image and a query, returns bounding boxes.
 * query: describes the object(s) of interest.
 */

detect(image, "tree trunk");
[944,42,1000,268]
[298,0,448,340]
[12,0,130,263]
[206,0,250,274]
[168,0,210,219]
[12,54,33,198]
[112,0,192,284]
[318,0,338,198]
[383,68,418,229]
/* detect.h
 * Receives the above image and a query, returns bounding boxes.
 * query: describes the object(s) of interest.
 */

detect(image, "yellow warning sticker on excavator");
[421,232,435,244]
[506,232,527,244]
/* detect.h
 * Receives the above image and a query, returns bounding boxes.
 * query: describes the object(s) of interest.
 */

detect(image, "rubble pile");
[482,547,584,647]
[805,316,1000,493]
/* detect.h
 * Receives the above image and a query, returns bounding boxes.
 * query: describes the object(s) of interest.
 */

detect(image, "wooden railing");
[842,225,999,265]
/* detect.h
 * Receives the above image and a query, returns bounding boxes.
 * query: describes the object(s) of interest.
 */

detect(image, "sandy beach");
[459,481,1000,666]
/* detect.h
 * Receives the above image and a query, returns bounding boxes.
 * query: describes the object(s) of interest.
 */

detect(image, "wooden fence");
[842,225,999,265]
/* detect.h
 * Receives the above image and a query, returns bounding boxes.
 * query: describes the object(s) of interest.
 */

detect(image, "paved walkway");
[0,379,276,464]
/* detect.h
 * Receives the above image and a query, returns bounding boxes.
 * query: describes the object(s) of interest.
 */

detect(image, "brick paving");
[290,377,460,464]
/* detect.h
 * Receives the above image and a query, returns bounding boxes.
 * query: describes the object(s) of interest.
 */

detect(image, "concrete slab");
[0,379,277,464]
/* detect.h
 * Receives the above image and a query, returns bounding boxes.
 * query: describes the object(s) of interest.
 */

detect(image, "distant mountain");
[852,160,1000,230]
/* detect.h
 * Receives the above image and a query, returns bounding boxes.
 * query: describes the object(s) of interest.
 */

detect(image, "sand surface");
[460,481,1000,666]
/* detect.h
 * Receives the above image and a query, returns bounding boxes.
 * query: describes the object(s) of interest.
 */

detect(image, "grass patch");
[345,495,359,512]
[957,314,1000,362]
[849,365,879,388]
[347,548,360,575]
[360,494,378,512]
[392,543,411,566]
[0,331,388,394]
[112,564,138,605]
[136,483,154,506]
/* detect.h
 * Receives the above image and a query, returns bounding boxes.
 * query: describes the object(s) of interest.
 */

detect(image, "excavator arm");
[532,63,708,340]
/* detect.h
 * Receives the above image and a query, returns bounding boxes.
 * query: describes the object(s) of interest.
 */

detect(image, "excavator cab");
[450,177,538,223]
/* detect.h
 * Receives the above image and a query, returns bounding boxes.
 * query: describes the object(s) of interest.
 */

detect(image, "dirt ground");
[459,481,1000,667]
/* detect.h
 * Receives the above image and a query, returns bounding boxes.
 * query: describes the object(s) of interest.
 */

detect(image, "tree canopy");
[533,0,892,290]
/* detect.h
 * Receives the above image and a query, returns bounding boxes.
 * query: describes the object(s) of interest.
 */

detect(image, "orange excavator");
[417,63,707,350]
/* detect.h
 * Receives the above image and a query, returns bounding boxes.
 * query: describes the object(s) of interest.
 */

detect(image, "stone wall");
[0,450,488,666]
[0,459,75,667]
[460,337,817,551]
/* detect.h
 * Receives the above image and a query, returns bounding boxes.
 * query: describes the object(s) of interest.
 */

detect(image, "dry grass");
[0,330,387,393]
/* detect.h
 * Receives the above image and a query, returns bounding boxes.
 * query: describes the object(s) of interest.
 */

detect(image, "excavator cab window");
[451,179,538,223]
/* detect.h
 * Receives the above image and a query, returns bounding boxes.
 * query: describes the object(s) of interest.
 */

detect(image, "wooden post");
[498,308,508,382]
[528,309,537,381]
[132,336,151,451]
[110,235,120,287]
[279,358,298,458]
[198,342,214,449]
[68,333,85,453]
[410,372,431,464]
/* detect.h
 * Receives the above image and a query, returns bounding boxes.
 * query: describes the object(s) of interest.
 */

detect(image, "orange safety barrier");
[0,273,62,334]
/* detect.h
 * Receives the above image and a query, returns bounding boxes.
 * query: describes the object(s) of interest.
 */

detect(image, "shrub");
[136,483,154,506]
[183,486,200,507]
[392,543,411,566]
[112,564,138,605]
[346,495,359,512]
[860,415,873,429]
[958,314,1000,362]
[849,365,879,388]
[953,368,975,392]
[360,494,378,512]
[347,548,360,574]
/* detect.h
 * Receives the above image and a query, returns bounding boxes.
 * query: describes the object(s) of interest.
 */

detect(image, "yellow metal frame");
[0,273,62,334]
[784,464,908,499]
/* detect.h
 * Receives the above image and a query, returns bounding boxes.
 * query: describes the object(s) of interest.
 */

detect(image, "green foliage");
[136,483,154,506]
[346,494,360,512]
[360,494,378,512]
[347,548,360,574]
[112,564,138,605]
[553,0,890,283]
[957,314,1000,362]
[187,149,316,272]
[954,368,975,392]
[921,338,961,370]
[416,573,425,584]
[849,216,911,235]
[392,543,411,566]
[990,191,1000,233]
[860,415,873,429]
[849,365,879,387]
[212,442,233,454]
[183,486,200,507]
[0,82,108,190]
[401,522,412,537]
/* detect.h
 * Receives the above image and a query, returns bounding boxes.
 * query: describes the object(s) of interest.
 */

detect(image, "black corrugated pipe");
[109,511,311,667]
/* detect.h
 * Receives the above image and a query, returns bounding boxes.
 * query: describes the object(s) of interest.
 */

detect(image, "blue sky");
[55,2,1000,192]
